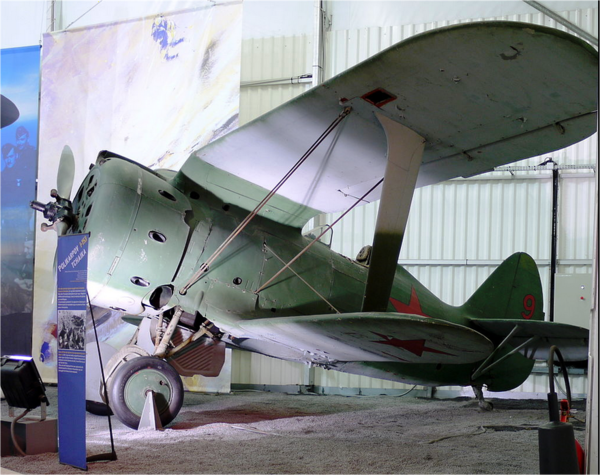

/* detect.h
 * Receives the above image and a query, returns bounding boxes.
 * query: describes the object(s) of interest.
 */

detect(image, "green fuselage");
[70,154,533,391]
[73,155,457,328]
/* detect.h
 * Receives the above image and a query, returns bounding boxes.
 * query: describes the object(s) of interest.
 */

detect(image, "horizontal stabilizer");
[471,319,589,362]
[240,312,493,365]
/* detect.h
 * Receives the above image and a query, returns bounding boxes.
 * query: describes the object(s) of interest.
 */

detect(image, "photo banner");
[1,45,40,356]
[57,234,89,470]
[33,2,242,382]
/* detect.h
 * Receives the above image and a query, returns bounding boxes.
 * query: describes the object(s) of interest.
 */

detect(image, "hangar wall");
[1,1,595,396]
[234,4,598,396]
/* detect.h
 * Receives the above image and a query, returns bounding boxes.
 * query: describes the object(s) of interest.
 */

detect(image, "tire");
[108,356,183,429]
[86,400,113,416]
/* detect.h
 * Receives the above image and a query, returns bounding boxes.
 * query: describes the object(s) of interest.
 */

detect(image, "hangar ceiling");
[2,0,598,48]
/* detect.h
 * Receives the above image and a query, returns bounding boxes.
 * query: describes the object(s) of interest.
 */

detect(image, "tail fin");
[461,253,587,391]
[461,253,543,391]
[462,252,544,322]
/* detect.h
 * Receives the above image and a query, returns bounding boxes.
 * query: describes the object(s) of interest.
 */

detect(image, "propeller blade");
[57,145,75,200]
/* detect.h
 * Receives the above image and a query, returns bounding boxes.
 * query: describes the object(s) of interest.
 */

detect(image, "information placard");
[57,234,89,470]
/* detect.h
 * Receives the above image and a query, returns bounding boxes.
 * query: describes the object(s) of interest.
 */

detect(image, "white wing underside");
[176,21,597,227]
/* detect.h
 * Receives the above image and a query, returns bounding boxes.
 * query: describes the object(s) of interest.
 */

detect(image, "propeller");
[30,145,77,235]
[57,145,75,201]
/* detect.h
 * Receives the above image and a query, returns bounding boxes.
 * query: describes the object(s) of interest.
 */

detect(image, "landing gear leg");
[472,385,493,411]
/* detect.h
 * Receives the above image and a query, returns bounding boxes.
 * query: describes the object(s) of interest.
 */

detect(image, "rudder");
[462,252,544,323]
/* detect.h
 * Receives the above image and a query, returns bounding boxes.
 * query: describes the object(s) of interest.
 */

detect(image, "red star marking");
[371,331,454,357]
[389,287,431,317]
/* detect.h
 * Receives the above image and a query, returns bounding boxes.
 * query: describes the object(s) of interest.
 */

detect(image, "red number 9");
[521,294,536,320]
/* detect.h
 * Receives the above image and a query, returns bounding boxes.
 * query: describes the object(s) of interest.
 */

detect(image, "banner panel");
[33,3,242,382]
[57,234,89,470]
[1,45,40,356]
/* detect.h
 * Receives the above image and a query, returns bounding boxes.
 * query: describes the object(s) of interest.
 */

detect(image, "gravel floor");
[1,387,587,474]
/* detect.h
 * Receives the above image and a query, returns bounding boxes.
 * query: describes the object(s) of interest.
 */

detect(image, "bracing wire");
[179,106,353,295]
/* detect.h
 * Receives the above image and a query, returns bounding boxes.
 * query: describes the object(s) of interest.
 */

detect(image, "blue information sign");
[57,234,89,470]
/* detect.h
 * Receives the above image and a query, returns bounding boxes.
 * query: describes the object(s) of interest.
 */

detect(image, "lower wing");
[236,313,589,366]
[239,312,493,365]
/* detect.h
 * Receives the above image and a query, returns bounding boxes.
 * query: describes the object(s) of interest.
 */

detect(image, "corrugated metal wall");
[327,8,599,77]
[239,35,313,125]
[233,5,597,395]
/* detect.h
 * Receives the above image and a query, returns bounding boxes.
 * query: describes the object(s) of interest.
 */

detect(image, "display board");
[0,45,40,356]
[57,234,89,470]
[33,2,242,381]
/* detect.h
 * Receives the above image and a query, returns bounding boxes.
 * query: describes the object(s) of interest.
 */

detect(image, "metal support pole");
[48,0,55,31]
[312,0,324,87]
[306,0,323,394]
[549,163,559,322]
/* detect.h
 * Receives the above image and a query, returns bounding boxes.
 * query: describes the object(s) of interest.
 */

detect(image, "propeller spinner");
[30,145,77,235]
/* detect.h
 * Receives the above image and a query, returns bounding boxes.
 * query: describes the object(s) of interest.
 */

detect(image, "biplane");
[31,21,596,429]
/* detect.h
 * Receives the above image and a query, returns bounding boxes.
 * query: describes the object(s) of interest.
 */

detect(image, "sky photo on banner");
[1,45,40,356]
[33,3,242,382]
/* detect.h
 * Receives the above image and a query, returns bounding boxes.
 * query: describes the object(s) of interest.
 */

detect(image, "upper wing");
[175,21,598,227]
[239,312,494,365]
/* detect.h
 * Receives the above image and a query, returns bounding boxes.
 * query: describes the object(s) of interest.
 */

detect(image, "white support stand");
[137,391,164,431]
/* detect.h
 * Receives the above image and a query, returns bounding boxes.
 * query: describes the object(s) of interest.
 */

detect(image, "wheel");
[108,356,183,429]
[86,400,113,416]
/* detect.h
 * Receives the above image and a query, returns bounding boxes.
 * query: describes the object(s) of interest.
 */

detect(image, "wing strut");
[362,114,425,312]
